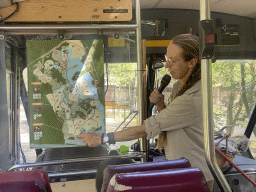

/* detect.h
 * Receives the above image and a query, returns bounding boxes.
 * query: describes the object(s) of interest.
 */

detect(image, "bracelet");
[107,132,116,144]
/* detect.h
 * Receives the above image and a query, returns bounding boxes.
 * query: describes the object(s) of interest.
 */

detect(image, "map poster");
[27,39,105,148]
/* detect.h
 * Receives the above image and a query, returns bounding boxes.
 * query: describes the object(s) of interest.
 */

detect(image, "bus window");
[105,62,139,152]
[212,60,256,158]
[20,67,36,162]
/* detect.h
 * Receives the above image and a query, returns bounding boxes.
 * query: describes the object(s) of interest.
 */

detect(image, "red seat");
[0,169,52,192]
[101,157,191,192]
[106,167,209,192]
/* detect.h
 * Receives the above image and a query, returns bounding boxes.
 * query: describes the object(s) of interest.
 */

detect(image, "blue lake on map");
[67,57,84,85]
[50,56,105,134]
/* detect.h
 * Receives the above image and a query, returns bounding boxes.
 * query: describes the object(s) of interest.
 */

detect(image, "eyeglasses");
[165,55,177,64]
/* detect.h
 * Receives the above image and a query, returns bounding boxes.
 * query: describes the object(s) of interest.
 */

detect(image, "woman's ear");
[188,58,198,68]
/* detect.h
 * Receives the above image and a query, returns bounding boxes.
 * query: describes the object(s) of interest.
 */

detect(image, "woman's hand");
[149,89,165,111]
[75,133,101,147]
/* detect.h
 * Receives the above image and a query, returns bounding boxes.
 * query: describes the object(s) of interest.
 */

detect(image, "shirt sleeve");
[144,94,196,140]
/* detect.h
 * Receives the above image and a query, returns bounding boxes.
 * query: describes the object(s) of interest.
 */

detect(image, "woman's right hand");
[75,133,101,147]
[149,89,165,111]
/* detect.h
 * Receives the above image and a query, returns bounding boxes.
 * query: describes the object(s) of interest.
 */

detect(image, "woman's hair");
[157,34,201,150]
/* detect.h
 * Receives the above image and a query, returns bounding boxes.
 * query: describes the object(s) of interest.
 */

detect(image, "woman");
[76,34,214,191]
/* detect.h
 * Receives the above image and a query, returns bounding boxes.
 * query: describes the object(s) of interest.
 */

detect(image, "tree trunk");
[227,89,234,133]
[241,63,250,116]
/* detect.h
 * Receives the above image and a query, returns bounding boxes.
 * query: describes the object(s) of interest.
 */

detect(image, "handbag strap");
[215,132,231,155]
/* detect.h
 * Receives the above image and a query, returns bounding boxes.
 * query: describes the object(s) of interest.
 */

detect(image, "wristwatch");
[101,133,109,144]
[101,133,116,144]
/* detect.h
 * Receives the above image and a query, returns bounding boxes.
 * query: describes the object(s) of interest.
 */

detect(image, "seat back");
[0,180,47,192]
[107,167,209,192]
[0,169,52,192]
[101,157,191,192]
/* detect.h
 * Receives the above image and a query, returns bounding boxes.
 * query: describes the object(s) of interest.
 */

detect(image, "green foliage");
[118,145,129,155]
[107,63,137,86]
[212,60,256,134]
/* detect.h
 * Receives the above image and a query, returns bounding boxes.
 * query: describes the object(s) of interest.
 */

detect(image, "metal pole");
[200,0,232,191]
[135,0,147,162]
[0,32,13,172]
[8,153,144,171]
[15,51,21,164]
[0,24,138,32]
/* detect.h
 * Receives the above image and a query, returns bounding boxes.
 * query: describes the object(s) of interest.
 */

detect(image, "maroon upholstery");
[106,167,210,192]
[0,180,47,192]
[101,157,191,192]
[0,169,52,192]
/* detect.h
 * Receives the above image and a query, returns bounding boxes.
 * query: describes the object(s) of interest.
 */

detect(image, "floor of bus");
[50,179,96,192]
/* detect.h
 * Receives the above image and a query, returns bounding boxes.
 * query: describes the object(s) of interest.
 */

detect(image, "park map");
[27,39,105,148]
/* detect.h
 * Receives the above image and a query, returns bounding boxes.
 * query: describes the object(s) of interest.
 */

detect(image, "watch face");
[103,136,109,143]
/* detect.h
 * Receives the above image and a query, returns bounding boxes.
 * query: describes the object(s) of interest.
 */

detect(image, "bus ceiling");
[1,0,255,60]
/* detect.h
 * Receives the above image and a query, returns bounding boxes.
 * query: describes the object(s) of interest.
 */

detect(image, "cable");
[0,3,19,23]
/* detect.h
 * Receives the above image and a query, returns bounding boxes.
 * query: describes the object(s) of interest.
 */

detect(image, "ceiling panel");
[133,0,256,18]
[210,0,256,18]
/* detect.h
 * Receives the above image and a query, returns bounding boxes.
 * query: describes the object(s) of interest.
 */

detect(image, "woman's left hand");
[75,133,101,147]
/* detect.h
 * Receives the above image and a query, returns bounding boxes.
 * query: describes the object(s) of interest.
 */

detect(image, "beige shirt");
[144,80,214,182]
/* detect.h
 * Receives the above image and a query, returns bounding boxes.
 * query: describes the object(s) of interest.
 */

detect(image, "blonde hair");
[156,34,201,150]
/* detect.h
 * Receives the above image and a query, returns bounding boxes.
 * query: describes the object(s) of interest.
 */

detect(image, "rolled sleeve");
[144,116,161,140]
[144,94,198,139]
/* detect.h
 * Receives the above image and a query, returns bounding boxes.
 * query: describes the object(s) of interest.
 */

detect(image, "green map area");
[27,39,105,148]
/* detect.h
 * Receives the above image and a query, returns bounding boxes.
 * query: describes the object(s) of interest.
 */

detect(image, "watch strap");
[107,133,116,144]
[101,133,105,144]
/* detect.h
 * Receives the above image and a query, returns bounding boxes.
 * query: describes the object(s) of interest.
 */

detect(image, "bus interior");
[0,0,256,191]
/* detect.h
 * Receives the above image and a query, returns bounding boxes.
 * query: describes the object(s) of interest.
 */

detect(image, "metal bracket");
[57,30,72,40]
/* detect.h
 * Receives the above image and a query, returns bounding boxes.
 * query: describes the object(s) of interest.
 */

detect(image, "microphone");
[149,74,172,111]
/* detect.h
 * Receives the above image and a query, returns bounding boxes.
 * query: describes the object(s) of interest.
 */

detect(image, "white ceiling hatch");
[134,0,256,18]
